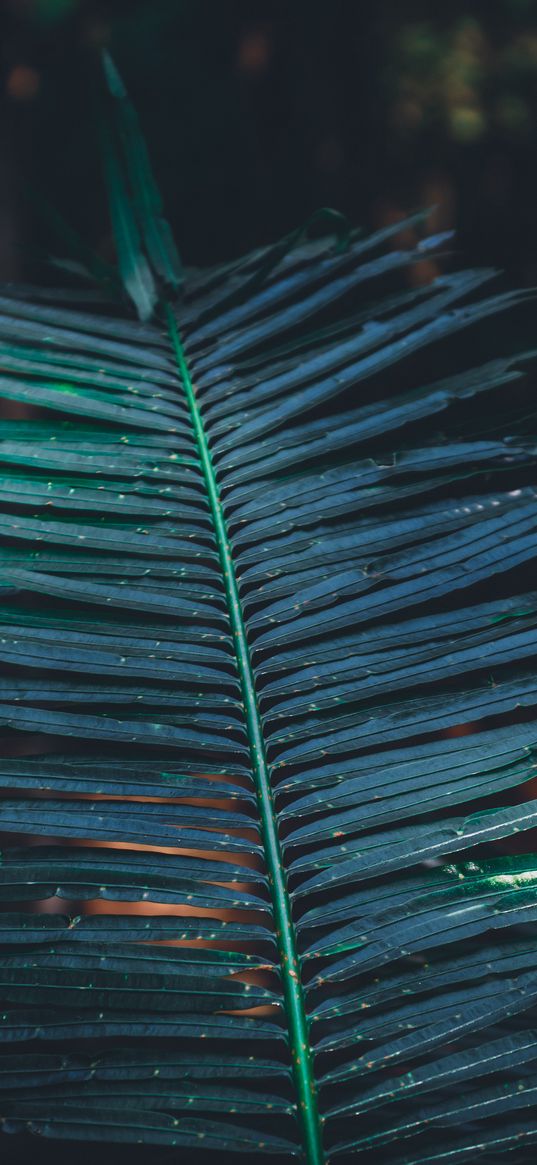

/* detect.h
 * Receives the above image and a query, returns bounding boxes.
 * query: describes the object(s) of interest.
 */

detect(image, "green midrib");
[165,303,325,1165]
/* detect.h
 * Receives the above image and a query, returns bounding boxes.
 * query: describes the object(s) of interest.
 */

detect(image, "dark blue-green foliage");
[0,56,536,1165]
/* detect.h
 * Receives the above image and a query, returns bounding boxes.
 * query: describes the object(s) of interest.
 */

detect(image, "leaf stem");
[166,303,325,1165]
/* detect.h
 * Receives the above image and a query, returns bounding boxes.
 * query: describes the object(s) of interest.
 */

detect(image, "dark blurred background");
[0,0,536,283]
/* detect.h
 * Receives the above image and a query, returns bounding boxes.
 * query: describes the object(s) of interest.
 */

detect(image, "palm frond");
[0,54,536,1163]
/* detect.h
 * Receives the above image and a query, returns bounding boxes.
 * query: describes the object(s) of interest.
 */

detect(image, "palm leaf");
[0,54,536,1163]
